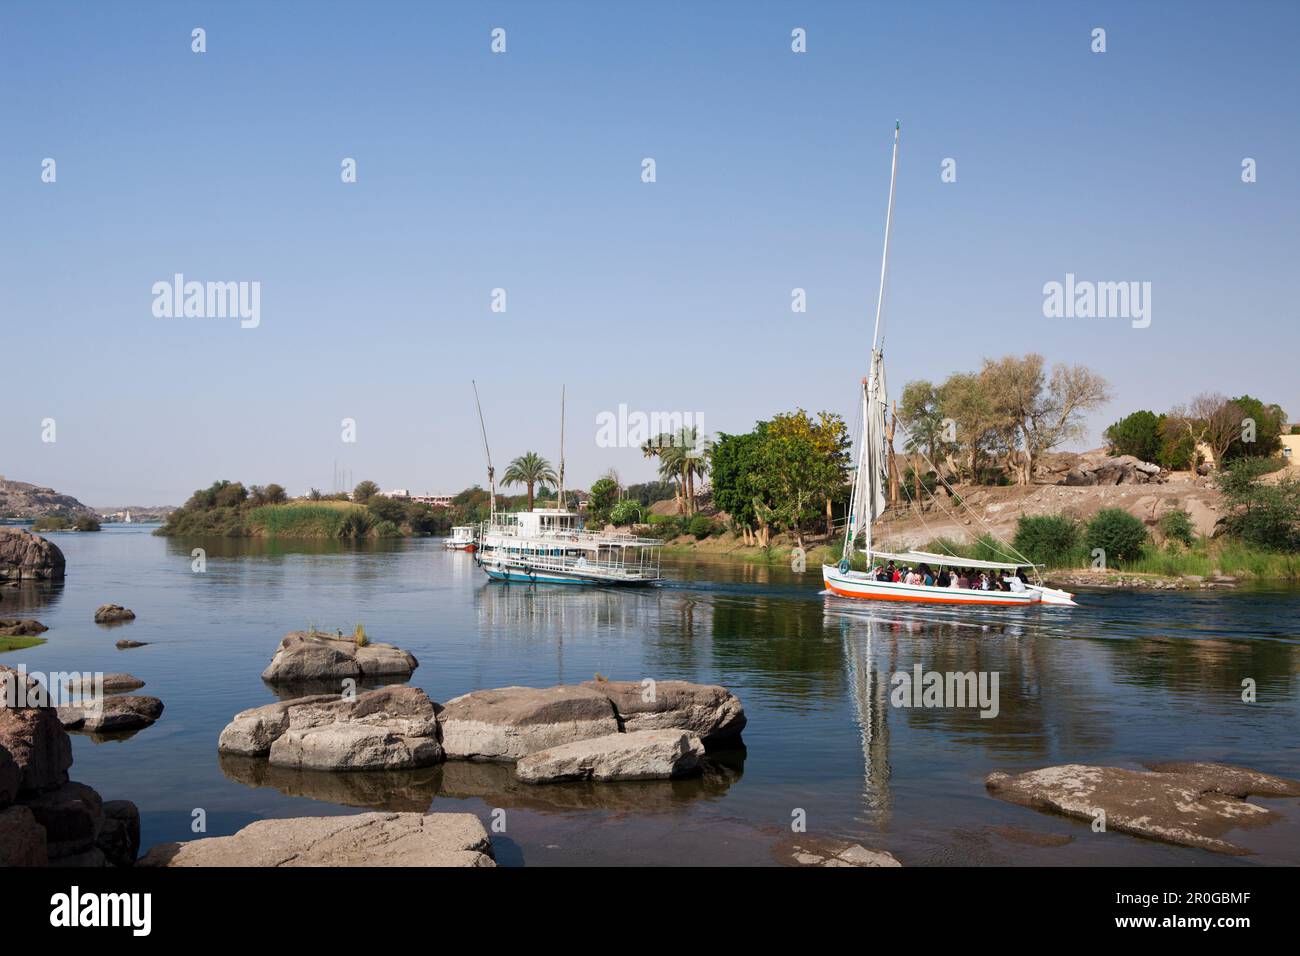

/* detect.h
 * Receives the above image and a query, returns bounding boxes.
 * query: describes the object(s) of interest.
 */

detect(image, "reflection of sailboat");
[820,124,1076,608]
[830,608,892,827]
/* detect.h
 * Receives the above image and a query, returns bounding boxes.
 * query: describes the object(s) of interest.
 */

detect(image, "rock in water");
[57,696,164,733]
[93,605,135,623]
[217,694,341,756]
[0,619,49,637]
[260,630,418,684]
[0,805,48,866]
[986,762,1300,855]
[115,640,148,649]
[97,800,141,867]
[516,730,705,783]
[264,686,442,771]
[99,674,145,693]
[582,678,747,741]
[0,528,66,582]
[138,812,495,867]
[22,781,103,860]
[438,685,620,761]
[0,666,73,794]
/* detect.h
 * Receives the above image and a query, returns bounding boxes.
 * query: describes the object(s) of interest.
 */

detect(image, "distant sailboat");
[820,124,1077,608]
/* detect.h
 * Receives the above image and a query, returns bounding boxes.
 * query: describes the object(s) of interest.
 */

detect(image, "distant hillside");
[0,478,95,519]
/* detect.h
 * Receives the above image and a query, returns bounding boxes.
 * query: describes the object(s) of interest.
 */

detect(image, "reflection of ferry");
[444,526,476,551]
[476,509,661,586]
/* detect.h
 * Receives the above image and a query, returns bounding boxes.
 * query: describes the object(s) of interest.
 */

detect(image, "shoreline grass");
[0,635,46,653]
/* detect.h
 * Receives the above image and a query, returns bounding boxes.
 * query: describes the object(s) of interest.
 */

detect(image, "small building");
[1280,428,1300,467]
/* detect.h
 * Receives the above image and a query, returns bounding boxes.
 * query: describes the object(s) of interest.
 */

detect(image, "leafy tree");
[641,427,710,514]
[709,430,765,530]
[1214,458,1300,550]
[587,477,619,527]
[1085,509,1149,564]
[1158,508,1196,548]
[1223,395,1287,461]
[609,500,642,526]
[352,480,381,503]
[214,481,248,509]
[1012,514,1083,567]
[1104,410,1162,462]
[624,481,676,507]
[502,452,557,510]
[766,409,851,536]
[687,515,714,539]
[1168,393,1242,471]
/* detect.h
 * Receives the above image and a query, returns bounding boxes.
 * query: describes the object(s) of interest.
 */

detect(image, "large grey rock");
[0,619,48,637]
[100,674,145,693]
[0,665,73,795]
[96,800,140,867]
[1062,454,1163,486]
[266,686,442,771]
[218,694,340,756]
[582,678,747,741]
[516,729,705,783]
[23,780,104,859]
[0,528,65,582]
[261,630,418,684]
[0,805,48,866]
[58,695,163,734]
[93,604,135,623]
[986,762,1300,855]
[139,812,494,867]
[438,685,620,761]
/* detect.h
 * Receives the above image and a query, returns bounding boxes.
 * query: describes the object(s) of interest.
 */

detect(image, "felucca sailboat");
[820,124,1077,608]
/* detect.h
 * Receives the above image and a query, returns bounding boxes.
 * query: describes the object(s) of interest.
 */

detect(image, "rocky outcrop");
[986,762,1300,855]
[58,695,164,734]
[0,619,48,637]
[219,687,441,771]
[0,528,66,582]
[93,604,135,624]
[0,664,139,866]
[268,687,442,772]
[582,678,747,741]
[0,479,94,521]
[261,630,418,685]
[139,811,494,867]
[438,685,620,761]
[1061,454,1163,486]
[516,729,705,783]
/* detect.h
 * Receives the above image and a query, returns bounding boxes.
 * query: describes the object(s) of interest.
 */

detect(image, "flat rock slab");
[0,619,48,637]
[986,762,1300,855]
[582,679,747,741]
[782,838,901,867]
[261,630,418,684]
[439,685,620,761]
[94,604,135,623]
[516,729,705,783]
[58,695,163,733]
[139,812,494,867]
[218,694,340,756]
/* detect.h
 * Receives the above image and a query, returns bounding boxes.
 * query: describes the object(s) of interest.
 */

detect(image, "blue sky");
[2,1,1297,505]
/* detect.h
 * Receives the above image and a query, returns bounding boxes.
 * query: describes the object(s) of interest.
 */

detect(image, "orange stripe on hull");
[825,581,1032,606]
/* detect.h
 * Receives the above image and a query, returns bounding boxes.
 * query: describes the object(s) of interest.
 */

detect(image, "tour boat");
[444,526,476,551]
[822,123,1076,608]
[470,382,662,586]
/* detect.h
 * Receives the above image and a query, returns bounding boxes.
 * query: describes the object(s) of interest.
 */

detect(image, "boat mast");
[558,385,566,513]
[472,380,496,519]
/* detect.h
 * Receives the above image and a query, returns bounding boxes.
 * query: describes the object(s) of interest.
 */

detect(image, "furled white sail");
[845,349,889,559]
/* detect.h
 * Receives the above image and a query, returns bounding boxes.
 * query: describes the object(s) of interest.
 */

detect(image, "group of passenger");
[870,561,1030,593]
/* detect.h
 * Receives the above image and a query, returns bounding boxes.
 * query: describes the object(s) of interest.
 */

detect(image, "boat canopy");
[862,549,1041,571]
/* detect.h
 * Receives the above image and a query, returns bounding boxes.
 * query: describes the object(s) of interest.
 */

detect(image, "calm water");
[4,525,1300,866]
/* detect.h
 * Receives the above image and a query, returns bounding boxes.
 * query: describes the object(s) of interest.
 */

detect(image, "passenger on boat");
[956,571,970,589]
[936,569,951,588]
[905,568,921,585]
[891,565,903,583]
[919,564,934,586]
[947,572,962,590]
[1008,571,1027,593]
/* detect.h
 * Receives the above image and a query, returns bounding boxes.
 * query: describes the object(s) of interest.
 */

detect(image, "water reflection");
[0,581,65,615]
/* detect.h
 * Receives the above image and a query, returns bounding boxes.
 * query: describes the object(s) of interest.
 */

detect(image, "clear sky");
[2,1,1297,506]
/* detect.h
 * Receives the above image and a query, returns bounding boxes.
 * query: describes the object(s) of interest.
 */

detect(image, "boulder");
[115,640,148,649]
[139,811,494,867]
[96,800,140,867]
[261,630,418,685]
[1061,454,1163,486]
[986,762,1300,855]
[100,674,145,693]
[438,685,620,761]
[0,528,66,581]
[23,781,104,859]
[0,666,73,794]
[0,805,48,866]
[516,730,705,783]
[218,694,340,756]
[582,678,747,741]
[58,695,163,734]
[265,686,442,771]
[0,619,48,637]
[94,604,135,623]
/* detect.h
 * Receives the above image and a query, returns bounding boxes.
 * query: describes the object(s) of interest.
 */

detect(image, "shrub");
[609,500,642,526]
[353,624,368,647]
[1085,508,1149,565]
[687,515,714,539]
[1214,459,1300,550]
[1012,514,1083,567]
[1157,508,1196,548]
[373,519,401,538]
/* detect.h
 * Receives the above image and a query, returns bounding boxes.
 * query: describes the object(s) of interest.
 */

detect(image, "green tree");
[1223,395,1287,461]
[352,480,381,503]
[1104,410,1162,462]
[609,500,642,525]
[1214,458,1300,550]
[1085,509,1149,564]
[709,430,765,530]
[587,477,619,527]
[1012,514,1083,567]
[502,452,557,511]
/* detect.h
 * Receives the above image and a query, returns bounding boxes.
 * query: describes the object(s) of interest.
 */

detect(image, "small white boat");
[444,526,476,551]
[825,123,1077,610]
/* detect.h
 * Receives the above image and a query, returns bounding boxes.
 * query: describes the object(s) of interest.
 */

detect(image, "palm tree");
[502,451,557,511]
[641,427,710,515]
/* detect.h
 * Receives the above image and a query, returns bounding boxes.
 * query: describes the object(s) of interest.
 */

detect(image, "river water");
[4,525,1299,866]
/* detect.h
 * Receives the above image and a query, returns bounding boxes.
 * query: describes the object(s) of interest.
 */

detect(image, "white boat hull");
[822,565,1041,606]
